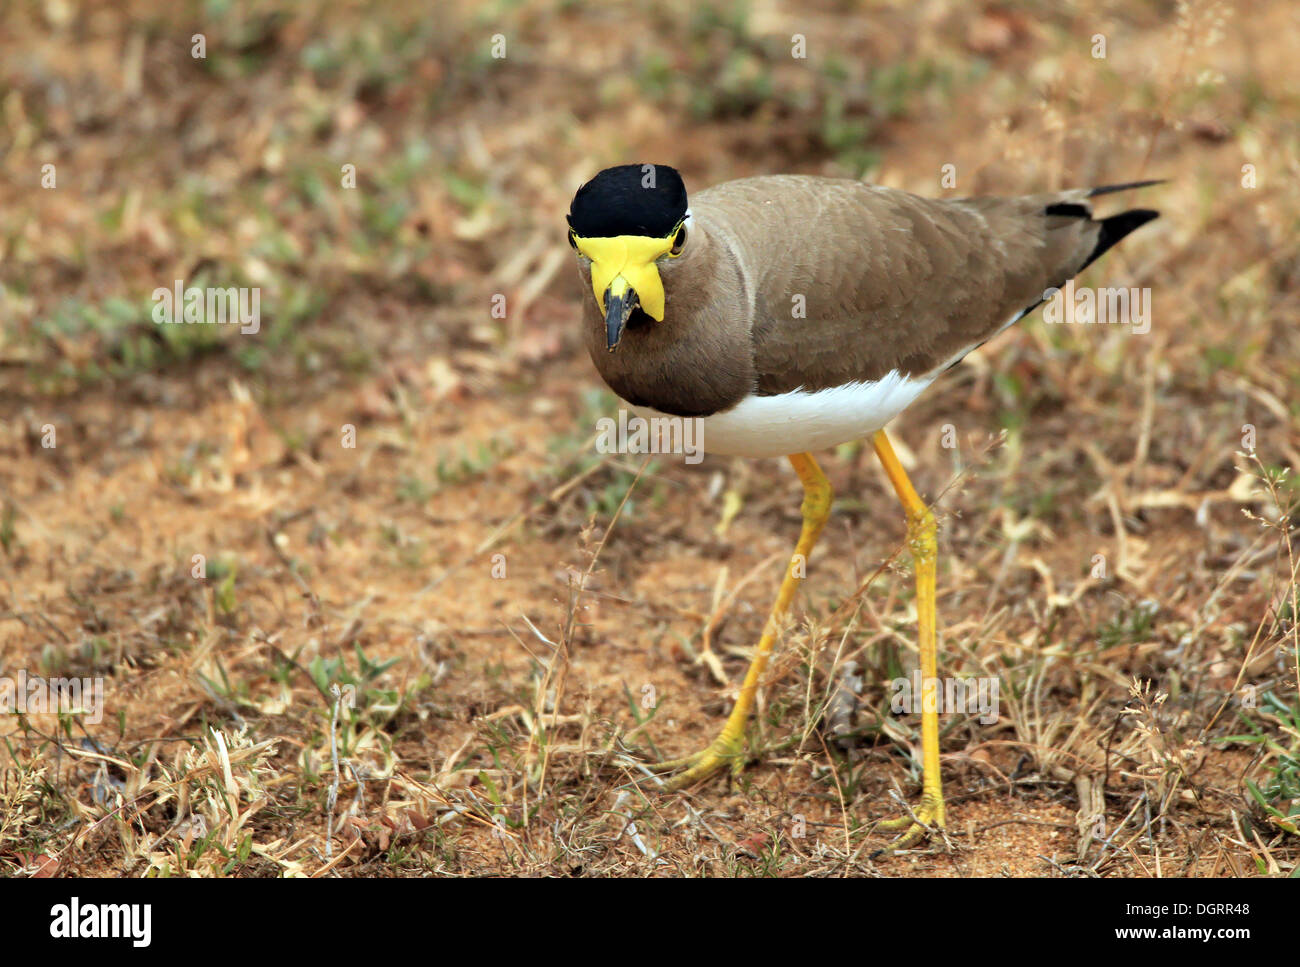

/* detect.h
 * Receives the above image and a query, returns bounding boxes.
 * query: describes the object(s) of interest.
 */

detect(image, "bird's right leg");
[652,452,832,789]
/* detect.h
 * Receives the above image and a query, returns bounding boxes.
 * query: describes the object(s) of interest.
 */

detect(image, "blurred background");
[0,0,1297,877]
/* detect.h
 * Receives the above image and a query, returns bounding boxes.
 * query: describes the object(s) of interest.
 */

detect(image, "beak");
[604,283,639,352]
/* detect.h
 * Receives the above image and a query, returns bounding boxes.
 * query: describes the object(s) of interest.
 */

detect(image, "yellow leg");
[656,453,832,789]
[870,429,945,853]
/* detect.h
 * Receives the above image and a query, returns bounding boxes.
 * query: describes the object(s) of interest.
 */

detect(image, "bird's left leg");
[653,452,832,789]
[869,429,946,854]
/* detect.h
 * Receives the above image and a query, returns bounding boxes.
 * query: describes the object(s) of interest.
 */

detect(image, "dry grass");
[1,0,1297,877]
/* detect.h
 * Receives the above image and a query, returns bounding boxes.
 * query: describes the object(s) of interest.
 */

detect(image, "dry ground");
[1,0,1298,877]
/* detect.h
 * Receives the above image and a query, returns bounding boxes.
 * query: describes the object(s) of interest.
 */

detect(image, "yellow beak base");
[573,234,673,321]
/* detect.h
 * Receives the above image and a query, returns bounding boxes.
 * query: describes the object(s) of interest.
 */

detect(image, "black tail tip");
[1081,208,1160,272]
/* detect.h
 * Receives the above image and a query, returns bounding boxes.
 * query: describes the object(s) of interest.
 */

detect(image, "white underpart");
[628,310,1030,459]
[634,370,936,458]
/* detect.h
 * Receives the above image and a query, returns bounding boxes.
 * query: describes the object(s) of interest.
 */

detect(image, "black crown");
[567,164,687,239]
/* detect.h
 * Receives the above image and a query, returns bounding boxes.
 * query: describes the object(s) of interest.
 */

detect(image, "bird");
[566,163,1160,853]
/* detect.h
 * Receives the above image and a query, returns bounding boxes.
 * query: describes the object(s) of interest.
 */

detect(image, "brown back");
[695,175,1110,393]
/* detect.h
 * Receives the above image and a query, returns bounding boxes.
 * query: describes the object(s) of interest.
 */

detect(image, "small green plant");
[397,474,436,503]
[0,500,16,554]
[588,459,660,520]
[205,555,239,617]
[1220,688,1300,841]
[309,643,400,707]
[308,643,410,755]
[434,434,511,489]
[1098,600,1160,648]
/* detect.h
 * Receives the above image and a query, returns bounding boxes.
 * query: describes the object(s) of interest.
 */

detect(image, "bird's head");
[567,163,690,352]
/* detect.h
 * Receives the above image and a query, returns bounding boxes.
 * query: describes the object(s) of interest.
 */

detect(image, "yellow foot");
[871,793,946,858]
[650,731,747,792]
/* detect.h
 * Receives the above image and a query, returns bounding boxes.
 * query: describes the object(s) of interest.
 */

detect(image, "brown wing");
[694,175,1157,394]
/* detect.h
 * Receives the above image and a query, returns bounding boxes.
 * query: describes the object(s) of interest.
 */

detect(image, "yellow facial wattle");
[573,234,675,321]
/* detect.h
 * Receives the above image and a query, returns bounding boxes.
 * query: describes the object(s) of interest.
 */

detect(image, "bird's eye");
[669,224,687,257]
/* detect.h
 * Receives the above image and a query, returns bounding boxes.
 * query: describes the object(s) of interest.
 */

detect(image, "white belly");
[633,370,935,458]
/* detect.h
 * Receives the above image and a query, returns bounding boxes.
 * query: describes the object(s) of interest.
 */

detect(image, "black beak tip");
[604,286,639,353]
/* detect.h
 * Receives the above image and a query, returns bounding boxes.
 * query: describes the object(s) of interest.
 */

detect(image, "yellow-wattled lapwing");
[567,164,1159,852]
